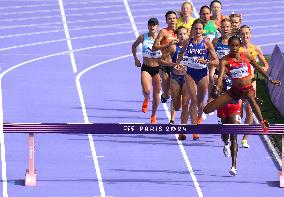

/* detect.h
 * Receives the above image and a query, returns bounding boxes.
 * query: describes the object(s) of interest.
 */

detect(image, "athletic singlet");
[239,45,258,61]
[240,44,258,76]
[176,17,195,30]
[160,27,177,45]
[142,33,162,58]
[227,52,252,79]
[215,37,230,59]
[171,43,182,63]
[203,20,218,42]
[183,38,209,69]
[210,15,225,27]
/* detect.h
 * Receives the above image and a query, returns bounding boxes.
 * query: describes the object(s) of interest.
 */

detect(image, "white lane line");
[58,0,77,73]
[0,4,127,16]
[58,0,106,196]
[3,8,284,30]
[0,36,131,197]
[0,31,137,51]
[0,1,124,10]
[0,1,185,14]
[123,0,203,196]
[0,41,133,77]
[0,81,8,197]
[0,14,156,30]
[259,42,284,47]
[225,5,284,13]
[0,5,175,17]
[0,23,134,39]
[75,56,135,197]
[252,32,284,38]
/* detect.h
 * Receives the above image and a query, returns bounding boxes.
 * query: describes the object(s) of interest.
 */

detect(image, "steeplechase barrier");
[2,123,284,187]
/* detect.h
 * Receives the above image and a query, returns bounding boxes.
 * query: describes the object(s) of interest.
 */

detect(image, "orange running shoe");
[193,116,202,140]
[178,134,186,140]
[261,120,269,133]
[197,116,203,124]
[193,134,199,140]
[141,99,149,113]
[151,115,157,124]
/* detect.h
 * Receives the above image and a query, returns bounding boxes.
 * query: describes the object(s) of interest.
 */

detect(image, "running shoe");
[193,116,202,140]
[192,134,199,140]
[261,120,269,133]
[223,143,231,157]
[229,166,237,176]
[151,115,157,124]
[241,139,250,148]
[197,116,203,124]
[160,94,168,103]
[169,120,175,124]
[178,134,186,141]
[202,112,206,120]
[141,99,149,113]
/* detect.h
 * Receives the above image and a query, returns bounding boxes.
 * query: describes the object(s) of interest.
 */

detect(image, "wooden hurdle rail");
[2,123,284,187]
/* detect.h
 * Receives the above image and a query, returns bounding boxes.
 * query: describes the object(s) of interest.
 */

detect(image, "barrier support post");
[25,133,36,186]
[281,135,284,187]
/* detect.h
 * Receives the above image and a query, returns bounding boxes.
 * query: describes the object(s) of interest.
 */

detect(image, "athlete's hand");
[271,79,281,86]
[167,39,179,47]
[210,85,220,99]
[197,58,209,64]
[262,66,269,72]
[174,64,185,71]
[134,58,141,67]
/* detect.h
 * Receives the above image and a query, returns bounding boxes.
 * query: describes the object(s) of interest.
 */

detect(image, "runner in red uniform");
[204,36,281,132]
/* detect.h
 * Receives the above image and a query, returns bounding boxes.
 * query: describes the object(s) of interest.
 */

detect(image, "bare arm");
[160,45,176,66]
[212,38,218,48]
[152,29,178,51]
[255,45,269,72]
[210,56,227,98]
[176,38,189,63]
[246,52,281,85]
[202,39,219,66]
[131,34,144,67]
[216,57,227,89]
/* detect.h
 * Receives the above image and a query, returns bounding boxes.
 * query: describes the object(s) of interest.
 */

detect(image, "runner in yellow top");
[239,25,270,148]
[176,1,196,30]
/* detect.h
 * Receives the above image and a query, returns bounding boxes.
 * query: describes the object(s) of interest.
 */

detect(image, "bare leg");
[185,74,198,124]
[203,93,235,114]
[151,74,161,117]
[141,71,152,100]
[197,76,209,117]
[159,69,171,100]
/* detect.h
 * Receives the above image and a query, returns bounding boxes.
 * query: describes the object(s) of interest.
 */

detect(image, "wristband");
[267,76,273,82]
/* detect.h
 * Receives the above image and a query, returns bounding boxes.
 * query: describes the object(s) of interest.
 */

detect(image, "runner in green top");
[199,5,218,42]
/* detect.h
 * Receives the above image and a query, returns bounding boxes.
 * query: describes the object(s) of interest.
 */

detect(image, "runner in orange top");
[153,11,178,105]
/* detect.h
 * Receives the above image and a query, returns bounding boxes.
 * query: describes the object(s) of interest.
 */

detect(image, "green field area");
[256,56,283,154]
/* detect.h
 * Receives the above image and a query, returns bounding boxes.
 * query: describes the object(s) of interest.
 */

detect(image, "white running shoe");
[223,144,231,157]
[202,112,206,120]
[229,166,237,176]
[241,139,250,148]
